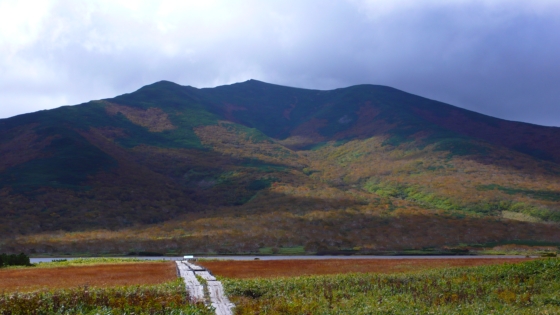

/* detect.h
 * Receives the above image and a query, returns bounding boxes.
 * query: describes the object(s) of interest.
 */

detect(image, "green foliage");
[469,240,560,248]
[110,81,219,129]
[0,253,30,267]
[478,185,560,202]
[363,180,560,221]
[363,181,408,200]
[235,158,285,170]
[247,179,272,191]
[1,78,560,252]
[509,203,560,223]
[223,259,560,314]
[382,134,414,147]
[433,138,489,157]
[277,246,305,255]
[0,96,211,191]
[257,247,273,255]
[300,142,329,151]
[221,123,270,143]
[363,180,496,215]
[258,246,306,255]
[514,145,554,162]
[0,279,212,315]
[181,165,279,206]
[198,79,324,139]
[35,257,165,268]
[0,128,117,192]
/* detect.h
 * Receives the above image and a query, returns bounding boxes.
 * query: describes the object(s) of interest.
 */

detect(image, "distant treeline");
[0,253,31,267]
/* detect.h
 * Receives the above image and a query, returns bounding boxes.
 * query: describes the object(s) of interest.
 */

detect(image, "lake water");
[30,255,529,263]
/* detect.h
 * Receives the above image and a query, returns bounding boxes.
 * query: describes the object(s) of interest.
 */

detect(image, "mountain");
[1,80,559,255]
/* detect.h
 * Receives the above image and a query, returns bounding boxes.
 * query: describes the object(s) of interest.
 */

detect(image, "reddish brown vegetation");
[223,103,248,122]
[105,102,176,132]
[0,124,52,172]
[0,262,177,293]
[198,258,533,279]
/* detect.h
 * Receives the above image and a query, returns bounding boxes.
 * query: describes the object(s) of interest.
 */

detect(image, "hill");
[1,80,559,255]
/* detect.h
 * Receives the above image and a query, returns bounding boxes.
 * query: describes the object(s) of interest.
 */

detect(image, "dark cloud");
[1,0,559,126]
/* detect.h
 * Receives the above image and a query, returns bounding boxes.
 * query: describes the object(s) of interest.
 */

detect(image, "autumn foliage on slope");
[0,80,559,254]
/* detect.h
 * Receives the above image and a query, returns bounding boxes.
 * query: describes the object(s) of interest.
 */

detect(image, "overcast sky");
[1,0,559,126]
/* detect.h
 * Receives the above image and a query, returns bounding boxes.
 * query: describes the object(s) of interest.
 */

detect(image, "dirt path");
[176,261,234,315]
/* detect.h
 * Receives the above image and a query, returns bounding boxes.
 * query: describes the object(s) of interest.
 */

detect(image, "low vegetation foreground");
[0,258,212,315]
[221,258,560,314]
[1,257,559,314]
[197,257,533,279]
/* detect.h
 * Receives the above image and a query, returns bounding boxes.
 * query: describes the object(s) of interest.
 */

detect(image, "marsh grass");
[198,258,532,279]
[223,258,560,314]
[0,261,178,293]
[34,257,164,267]
[0,278,213,315]
[0,257,170,271]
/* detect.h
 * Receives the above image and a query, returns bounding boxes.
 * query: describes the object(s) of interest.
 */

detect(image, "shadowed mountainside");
[1,80,559,254]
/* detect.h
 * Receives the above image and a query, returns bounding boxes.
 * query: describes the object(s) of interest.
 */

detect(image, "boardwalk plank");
[176,260,234,315]
[175,261,205,302]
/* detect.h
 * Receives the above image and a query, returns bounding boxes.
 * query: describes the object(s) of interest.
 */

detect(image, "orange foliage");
[104,102,176,132]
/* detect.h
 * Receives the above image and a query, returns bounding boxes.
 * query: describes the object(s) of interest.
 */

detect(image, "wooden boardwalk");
[176,261,234,315]
[176,261,205,302]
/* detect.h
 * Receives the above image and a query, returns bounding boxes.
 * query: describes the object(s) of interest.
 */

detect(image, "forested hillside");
[1,80,559,254]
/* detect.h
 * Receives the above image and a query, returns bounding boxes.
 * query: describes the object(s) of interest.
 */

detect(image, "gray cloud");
[1,0,559,126]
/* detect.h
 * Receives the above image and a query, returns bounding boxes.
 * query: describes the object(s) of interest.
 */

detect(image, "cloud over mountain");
[1,0,559,126]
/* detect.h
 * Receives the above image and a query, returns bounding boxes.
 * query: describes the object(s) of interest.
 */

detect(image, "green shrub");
[0,253,31,267]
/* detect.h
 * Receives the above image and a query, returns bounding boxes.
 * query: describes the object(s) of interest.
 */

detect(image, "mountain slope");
[0,80,559,254]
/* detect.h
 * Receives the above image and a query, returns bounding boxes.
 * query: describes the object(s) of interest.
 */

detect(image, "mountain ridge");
[0,80,559,255]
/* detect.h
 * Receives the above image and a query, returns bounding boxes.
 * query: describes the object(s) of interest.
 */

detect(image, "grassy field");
[198,258,532,279]
[218,258,560,314]
[0,258,213,314]
[0,261,177,293]
[4,257,558,314]
[0,279,212,315]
